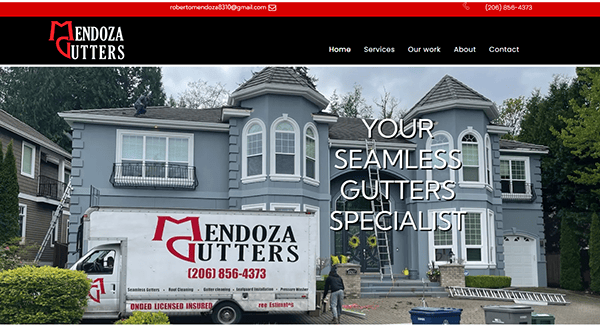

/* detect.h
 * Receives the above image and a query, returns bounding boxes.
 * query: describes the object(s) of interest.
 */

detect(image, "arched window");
[461,133,480,182]
[427,131,453,182]
[304,123,319,185]
[485,134,492,187]
[242,119,266,183]
[270,115,300,181]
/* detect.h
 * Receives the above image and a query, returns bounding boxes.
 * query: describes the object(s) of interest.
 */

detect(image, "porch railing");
[37,175,67,201]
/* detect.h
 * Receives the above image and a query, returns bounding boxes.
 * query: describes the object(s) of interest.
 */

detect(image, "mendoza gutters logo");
[49,21,125,60]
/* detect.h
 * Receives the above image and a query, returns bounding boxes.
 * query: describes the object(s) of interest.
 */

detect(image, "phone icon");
[463,2,470,10]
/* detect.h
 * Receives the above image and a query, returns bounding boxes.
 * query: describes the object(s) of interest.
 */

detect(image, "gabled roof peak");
[405,74,498,121]
[228,67,329,109]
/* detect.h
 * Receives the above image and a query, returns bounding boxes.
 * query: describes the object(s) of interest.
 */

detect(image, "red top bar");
[1,2,600,17]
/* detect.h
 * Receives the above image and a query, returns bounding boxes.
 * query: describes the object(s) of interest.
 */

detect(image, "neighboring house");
[59,67,548,286]
[0,109,71,266]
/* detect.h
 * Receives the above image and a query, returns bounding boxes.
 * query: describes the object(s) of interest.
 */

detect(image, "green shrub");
[116,311,170,324]
[465,275,512,288]
[0,265,90,324]
[316,275,328,290]
[0,237,39,271]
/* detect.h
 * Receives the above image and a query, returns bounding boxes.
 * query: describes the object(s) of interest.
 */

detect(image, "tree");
[556,67,600,196]
[328,84,373,118]
[495,96,528,139]
[590,212,600,292]
[0,141,19,245]
[518,75,596,253]
[0,67,166,151]
[174,80,229,109]
[559,211,583,291]
[374,87,405,120]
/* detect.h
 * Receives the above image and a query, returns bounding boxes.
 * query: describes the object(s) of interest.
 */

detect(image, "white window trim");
[270,203,301,211]
[21,141,35,179]
[427,208,459,266]
[241,118,267,184]
[485,134,493,191]
[115,129,195,186]
[457,127,485,188]
[500,155,531,199]
[19,204,27,244]
[241,203,267,211]
[425,130,455,183]
[303,123,320,186]
[459,208,490,268]
[270,114,301,182]
[487,209,497,268]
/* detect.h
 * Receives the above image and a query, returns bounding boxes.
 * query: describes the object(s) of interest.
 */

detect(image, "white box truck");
[70,207,318,324]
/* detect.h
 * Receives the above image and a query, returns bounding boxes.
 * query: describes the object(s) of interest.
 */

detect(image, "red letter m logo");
[49,21,73,59]
[152,216,203,263]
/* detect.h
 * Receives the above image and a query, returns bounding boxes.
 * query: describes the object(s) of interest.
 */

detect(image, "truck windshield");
[78,249,115,274]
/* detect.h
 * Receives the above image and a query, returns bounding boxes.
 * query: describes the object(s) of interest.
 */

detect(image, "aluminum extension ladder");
[448,286,570,305]
[34,177,72,264]
[365,139,394,281]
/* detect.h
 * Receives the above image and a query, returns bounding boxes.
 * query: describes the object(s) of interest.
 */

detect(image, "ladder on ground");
[448,286,570,305]
[365,139,394,281]
[34,177,72,264]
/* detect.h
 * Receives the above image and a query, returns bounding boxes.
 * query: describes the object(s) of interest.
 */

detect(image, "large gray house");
[60,67,548,287]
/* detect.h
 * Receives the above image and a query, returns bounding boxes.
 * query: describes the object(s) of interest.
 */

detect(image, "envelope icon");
[268,4,277,11]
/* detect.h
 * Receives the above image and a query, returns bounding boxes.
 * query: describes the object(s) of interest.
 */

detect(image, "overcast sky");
[161,66,577,116]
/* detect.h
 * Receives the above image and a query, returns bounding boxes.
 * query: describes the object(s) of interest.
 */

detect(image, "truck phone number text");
[188,267,267,279]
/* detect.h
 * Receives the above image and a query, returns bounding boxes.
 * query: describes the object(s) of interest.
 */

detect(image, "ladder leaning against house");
[365,139,394,281]
[34,177,72,264]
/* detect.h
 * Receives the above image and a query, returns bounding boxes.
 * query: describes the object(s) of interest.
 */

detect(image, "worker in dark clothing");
[322,265,345,324]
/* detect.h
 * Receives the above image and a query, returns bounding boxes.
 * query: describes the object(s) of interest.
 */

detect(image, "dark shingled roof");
[64,106,224,123]
[329,117,413,144]
[412,74,492,109]
[234,67,317,92]
[499,139,548,152]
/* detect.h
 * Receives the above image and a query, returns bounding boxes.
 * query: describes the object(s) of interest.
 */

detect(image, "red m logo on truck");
[152,216,203,263]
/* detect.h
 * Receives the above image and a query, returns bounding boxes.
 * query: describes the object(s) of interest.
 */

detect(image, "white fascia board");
[221,108,252,121]
[500,148,549,155]
[229,83,329,109]
[312,114,338,124]
[59,112,229,132]
[329,139,417,150]
[487,124,513,135]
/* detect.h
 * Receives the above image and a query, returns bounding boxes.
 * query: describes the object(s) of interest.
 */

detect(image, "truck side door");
[78,247,121,318]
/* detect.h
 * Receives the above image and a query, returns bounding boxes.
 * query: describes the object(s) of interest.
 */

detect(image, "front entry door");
[335,196,392,272]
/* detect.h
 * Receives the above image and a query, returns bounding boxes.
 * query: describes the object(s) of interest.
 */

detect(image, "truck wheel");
[211,302,242,324]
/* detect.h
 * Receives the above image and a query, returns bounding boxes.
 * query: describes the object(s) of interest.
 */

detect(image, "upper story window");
[111,130,197,189]
[21,141,35,178]
[304,123,319,186]
[457,128,484,186]
[270,115,300,182]
[242,119,266,183]
[461,134,479,182]
[485,134,493,187]
[500,156,532,200]
[426,131,453,183]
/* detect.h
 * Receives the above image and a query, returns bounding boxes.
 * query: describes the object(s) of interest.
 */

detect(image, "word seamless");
[330,118,468,232]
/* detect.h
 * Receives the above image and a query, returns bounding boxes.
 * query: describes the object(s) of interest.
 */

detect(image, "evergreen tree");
[559,211,583,291]
[590,212,600,292]
[0,141,19,245]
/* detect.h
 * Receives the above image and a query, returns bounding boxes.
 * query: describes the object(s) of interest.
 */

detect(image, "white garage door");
[504,235,538,287]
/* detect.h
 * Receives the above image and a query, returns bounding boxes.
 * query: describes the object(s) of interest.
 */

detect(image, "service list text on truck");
[71,207,318,324]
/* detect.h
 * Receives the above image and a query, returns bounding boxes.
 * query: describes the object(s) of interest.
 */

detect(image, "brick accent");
[335,263,361,299]
[439,264,465,288]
